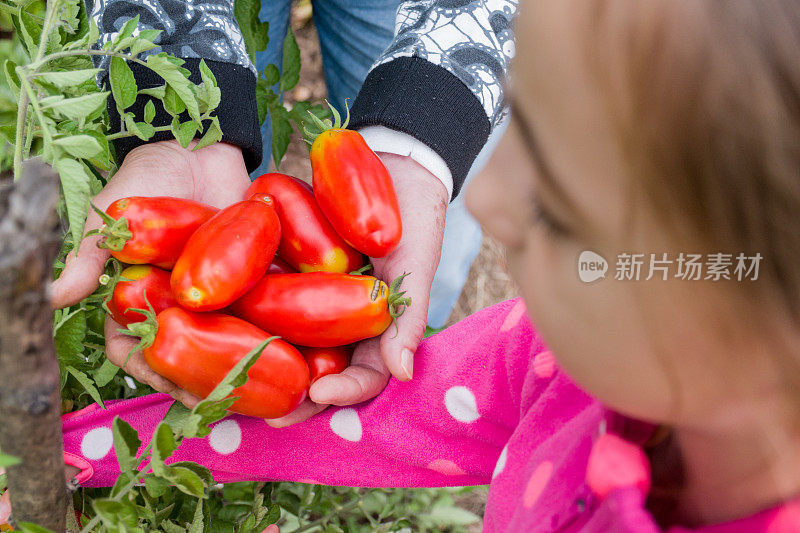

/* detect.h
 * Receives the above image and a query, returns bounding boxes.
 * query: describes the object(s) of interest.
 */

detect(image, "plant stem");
[33,0,60,63]
[19,75,53,148]
[28,49,149,73]
[23,115,34,160]
[291,497,364,533]
[12,85,27,181]
[105,125,171,141]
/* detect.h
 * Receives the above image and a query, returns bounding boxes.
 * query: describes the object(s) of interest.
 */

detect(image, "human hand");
[50,140,251,404]
[267,153,448,426]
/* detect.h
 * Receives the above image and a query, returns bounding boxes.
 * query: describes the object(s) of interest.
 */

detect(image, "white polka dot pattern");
[81,427,114,460]
[329,408,363,442]
[492,445,508,479]
[208,419,242,455]
[445,386,480,423]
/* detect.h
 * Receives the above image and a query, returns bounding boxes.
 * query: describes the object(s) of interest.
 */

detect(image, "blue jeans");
[254,0,498,327]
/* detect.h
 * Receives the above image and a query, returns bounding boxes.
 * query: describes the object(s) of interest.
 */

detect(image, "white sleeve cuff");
[358,125,454,200]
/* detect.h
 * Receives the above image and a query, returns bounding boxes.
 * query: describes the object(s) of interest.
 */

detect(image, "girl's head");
[467,0,800,429]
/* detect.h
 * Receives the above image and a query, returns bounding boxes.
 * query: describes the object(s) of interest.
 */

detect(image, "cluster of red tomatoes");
[98,127,407,419]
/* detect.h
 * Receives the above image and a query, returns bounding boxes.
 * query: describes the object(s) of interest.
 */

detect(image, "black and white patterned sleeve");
[86,0,262,171]
[350,0,518,199]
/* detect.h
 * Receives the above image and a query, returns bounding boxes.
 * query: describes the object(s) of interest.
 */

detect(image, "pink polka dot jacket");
[61,299,799,532]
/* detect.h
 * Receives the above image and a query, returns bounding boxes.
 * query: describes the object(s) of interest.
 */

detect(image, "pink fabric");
[60,299,798,532]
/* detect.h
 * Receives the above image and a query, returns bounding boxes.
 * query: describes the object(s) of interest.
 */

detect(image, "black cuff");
[104,58,262,173]
[350,56,491,199]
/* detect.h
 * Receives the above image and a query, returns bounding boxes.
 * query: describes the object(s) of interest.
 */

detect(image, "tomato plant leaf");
[56,158,91,249]
[54,307,86,358]
[44,92,109,122]
[161,521,187,533]
[265,503,280,524]
[67,367,105,409]
[84,129,113,171]
[93,498,140,528]
[130,36,159,57]
[139,85,166,100]
[144,474,169,498]
[53,134,103,158]
[171,117,198,148]
[112,416,142,472]
[165,465,206,498]
[189,497,205,533]
[270,103,292,168]
[196,60,221,113]
[37,68,100,89]
[170,461,213,485]
[109,56,138,110]
[150,422,177,474]
[137,28,162,43]
[19,9,42,58]
[147,54,200,122]
[193,116,222,151]
[256,81,269,125]
[280,28,300,92]
[162,401,191,433]
[65,18,100,51]
[162,83,185,116]
[124,113,156,141]
[4,60,20,98]
[94,357,119,386]
[112,15,139,50]
[144,99,156,124]
[234,0,269,62]
[263,64,280,87]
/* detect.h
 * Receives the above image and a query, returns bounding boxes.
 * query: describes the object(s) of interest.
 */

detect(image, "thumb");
[50,208,109,309]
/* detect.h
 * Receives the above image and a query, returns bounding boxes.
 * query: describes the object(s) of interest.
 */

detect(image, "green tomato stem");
[33,0,61,63]
[12,84,27,181]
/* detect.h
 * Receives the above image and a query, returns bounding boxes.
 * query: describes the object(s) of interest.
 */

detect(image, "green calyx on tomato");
[302,99,349,145]
[118,294,159,366]
[387,272,412,321]
[86,202,133,252]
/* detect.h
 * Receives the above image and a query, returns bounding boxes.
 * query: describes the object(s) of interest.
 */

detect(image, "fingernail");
[400,348,414,380]
[264,418,288,428]
[309,381,334,404]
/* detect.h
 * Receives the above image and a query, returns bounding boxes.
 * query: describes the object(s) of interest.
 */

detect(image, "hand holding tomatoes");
[50,140,251,309]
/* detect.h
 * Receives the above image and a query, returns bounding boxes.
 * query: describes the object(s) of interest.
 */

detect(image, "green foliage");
[253,26,331,168]
[8,0,223,251]
[234,0,269,63]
